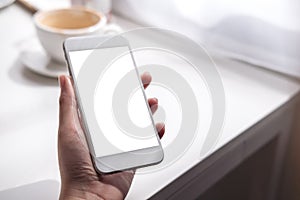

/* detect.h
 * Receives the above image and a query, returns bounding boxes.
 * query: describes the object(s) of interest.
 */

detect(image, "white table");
[1,4,300,200]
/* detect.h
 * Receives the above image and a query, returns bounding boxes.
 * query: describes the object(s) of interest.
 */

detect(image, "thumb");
[58,75,77,128]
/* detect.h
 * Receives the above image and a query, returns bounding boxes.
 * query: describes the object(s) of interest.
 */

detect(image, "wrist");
[59,179,125,200]
[60,184,104,200]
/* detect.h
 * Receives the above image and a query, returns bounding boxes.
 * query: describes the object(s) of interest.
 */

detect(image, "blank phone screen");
[68,46,159,158]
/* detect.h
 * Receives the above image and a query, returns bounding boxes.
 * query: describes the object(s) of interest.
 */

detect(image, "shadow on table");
[0,180,60,200]
[8,57,58,87]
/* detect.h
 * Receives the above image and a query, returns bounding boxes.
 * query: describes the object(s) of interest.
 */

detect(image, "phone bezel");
[63,35,164,173]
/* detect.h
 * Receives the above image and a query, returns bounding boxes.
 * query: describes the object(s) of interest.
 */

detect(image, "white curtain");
[113,0,300,78]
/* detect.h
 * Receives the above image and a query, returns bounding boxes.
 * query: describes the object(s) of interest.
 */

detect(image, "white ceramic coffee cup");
[34,8,121,63]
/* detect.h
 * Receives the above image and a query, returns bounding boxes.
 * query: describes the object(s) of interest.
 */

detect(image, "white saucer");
[18,37,68,78]
[20,50,68,78]
[0,0,15,9]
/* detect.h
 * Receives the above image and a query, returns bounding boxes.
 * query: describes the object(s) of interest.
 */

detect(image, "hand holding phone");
[57,74,165,199]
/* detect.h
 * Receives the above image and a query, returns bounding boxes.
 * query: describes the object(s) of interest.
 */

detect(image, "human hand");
[58,72,165,200]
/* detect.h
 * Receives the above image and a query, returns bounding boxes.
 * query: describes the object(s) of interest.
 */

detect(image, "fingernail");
[144,71,150,76]
[59,75,65,89]
[156,122,165,138]
[157,122,165,128]
[142,72,151,81]
[58,76,61,87]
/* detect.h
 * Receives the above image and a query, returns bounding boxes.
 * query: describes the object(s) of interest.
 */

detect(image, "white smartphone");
[63,35,163,173]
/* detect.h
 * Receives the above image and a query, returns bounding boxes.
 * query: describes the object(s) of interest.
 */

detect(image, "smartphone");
[63,35,163,173]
